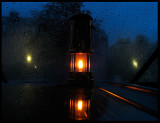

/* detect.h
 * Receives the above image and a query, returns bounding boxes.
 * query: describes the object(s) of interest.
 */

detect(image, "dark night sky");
[2,2,158,45]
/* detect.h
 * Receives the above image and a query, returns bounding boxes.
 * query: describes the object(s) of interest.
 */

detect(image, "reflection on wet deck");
[70,99,90,120]
[1,84,93,121]
[68,87,92,120]
[1,83,157,121]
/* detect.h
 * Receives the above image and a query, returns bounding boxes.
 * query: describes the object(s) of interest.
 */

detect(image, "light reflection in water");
[70,99,90,120]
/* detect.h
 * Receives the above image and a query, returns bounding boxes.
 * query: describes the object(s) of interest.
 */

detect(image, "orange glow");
[70,53,87,72]
[75,53,87,72]
[99,88,158,117]
[70,53,91,72]
[78,60,83,71]
[70,99,90,120]
[99,88,147,110]
[78,60,83,69]
[78,100,83,110]
[125,86,152,93]
[89,55,90,72]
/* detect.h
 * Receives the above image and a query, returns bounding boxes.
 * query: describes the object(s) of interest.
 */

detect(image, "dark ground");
[1,82,158,121]
[1,85,67,120]
[1,83,94,121]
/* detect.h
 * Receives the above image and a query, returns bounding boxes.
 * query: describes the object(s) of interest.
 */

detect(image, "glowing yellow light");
[78,100,82,110]
[132,59,138,68]
[78,60,83,69]
[34,65,37,69]
[27,55,32,63]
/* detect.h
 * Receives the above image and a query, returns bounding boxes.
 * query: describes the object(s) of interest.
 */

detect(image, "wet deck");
[1,82,158,121]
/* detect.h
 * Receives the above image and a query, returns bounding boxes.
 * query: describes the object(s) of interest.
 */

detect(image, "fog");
[2,2,158,84]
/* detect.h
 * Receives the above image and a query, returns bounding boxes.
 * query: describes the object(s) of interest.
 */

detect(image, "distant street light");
[26,55,32,63]
[132,59,138,68]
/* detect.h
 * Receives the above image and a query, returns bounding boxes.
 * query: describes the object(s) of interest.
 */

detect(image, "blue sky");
[2,2,158,45]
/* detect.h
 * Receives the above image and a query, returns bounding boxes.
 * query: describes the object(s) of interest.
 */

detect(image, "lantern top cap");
[69,14,93,21]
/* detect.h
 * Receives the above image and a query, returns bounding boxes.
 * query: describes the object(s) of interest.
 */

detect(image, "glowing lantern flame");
[78,60,83,69]
[78,100,82,110]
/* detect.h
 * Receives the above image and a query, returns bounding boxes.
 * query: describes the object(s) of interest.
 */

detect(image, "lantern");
[68,14,94,87]
[70,53,90,72]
